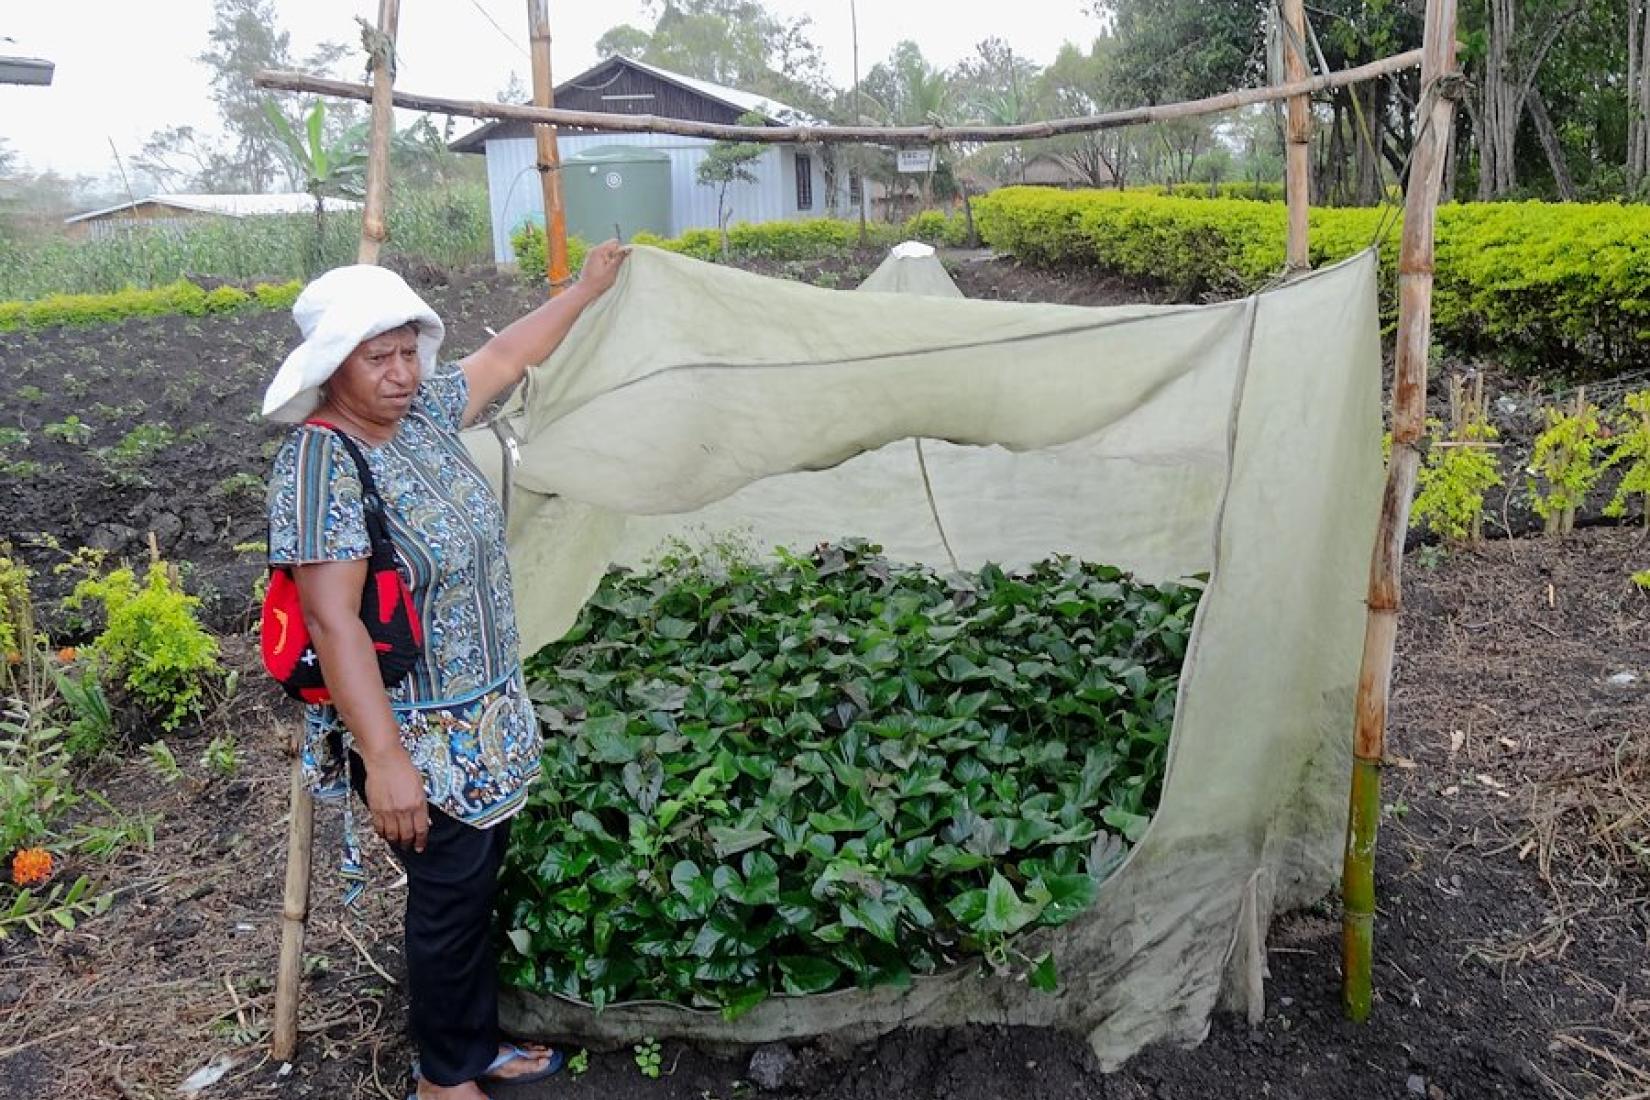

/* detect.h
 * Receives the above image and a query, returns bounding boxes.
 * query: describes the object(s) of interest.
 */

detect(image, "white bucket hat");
[261,264,446,423]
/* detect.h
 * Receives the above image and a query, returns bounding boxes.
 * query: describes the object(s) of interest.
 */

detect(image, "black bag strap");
[304,420,396,564]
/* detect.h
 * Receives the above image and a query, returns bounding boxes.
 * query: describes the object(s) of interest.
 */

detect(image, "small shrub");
[1605,390,1650,528]
[201,733,238,778]
[1528,394,1607,535]
[214,472,264,501]
[65,559,221,731]
[0,549,37,695]
[510,224,590,288]
[1411,376,1503,543]
[52,665,114,762]
[98,424,177,486]
[0,701,76,858]
[42,416,93,446]
[903,210,970,247]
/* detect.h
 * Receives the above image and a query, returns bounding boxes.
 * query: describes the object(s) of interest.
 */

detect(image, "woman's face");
[325,324,420,428]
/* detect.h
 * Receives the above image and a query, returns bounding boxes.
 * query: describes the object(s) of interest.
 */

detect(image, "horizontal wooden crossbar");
[255,47,1424,147]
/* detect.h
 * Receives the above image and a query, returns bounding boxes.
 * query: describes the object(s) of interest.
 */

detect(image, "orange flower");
[56,647,77,664]
[10,847,52,887]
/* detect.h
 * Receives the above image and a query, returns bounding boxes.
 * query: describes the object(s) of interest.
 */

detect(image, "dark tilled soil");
[1,254,1646,1100]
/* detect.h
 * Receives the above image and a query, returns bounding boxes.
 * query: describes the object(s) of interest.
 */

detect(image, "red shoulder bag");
[260,422,424,705]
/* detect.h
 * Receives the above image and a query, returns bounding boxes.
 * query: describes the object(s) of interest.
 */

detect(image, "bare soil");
[0,253,1646,1100]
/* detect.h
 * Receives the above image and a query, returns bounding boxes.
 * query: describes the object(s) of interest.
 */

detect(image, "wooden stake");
[1342,0,1459,1023]
[256,47,1427,147]
[274,2,401,1062]
[271,745,315,1061]
[526,0,570,293]
[357,0,401,264]
[1283,0,1312,273]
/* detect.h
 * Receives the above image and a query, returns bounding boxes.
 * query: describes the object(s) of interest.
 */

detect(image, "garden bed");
[0,253,1645,1100]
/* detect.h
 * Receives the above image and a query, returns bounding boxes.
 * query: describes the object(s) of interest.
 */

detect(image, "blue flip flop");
[410,1044,565,1094]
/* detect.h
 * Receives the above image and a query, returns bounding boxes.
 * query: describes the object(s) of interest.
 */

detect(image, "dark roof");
[449,55,814,153]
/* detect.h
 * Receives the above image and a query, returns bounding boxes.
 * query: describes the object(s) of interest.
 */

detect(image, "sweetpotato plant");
[502,541,1201,1014]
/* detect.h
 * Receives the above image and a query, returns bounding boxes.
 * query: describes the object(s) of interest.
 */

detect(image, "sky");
[0,1,1108,183]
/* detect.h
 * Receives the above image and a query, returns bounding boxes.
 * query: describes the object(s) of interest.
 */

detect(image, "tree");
[1462,0,1589,199]
[196,0,355,191]
[695,112,768,259]
[1034,37,1135,188]
[951,38,1044,185]
[496,71,530,104]
[597,1,834,117]
[264,99,368,273]
[1090,0,1267,103]
[131,126,235,193]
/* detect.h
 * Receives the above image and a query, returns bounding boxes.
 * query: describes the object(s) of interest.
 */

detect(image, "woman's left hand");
[578,239,630,297]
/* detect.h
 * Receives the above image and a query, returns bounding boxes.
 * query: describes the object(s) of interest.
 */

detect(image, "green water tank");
[562,146,673,243]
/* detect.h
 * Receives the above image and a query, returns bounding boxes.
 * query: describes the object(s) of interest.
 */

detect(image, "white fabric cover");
[261,264,445,423]
[461,245,1384,1067]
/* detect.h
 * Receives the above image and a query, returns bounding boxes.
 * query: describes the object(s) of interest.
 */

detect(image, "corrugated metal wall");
[482,134,855,263]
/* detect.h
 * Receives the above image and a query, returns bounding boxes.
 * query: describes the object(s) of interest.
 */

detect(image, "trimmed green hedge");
[512,214,970,276]
[1138,182,1288,203]
[0,280,302,331]
[974,187,1650,381]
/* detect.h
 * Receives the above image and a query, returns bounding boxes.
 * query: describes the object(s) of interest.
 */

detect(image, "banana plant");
[263,99,368,273]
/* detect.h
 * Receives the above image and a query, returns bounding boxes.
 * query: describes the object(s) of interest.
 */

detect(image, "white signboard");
[896,148,937,174]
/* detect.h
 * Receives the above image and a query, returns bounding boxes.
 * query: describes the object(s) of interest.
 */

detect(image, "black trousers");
[352,756,511,1087]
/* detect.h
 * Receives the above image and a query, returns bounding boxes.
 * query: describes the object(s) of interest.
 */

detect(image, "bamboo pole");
[356,0,401,264]
[256,47,1427,147]
[526,0,570,293]
[1342,0,1460,1023]
[1282,0,1312,272]
[271,744,315,1061]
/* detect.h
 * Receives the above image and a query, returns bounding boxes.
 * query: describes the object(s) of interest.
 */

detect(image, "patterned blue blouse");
[266,364,541,835]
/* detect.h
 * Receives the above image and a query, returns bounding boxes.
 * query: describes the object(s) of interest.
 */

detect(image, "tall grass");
[0,186,491,300]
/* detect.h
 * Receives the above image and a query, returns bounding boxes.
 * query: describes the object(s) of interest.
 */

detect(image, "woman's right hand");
[363,748,430,853]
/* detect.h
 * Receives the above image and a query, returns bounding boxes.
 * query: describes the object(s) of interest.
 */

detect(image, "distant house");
[63,193,361,240]
[451,56,860,263]
[0,37,53,85]
[1021,152,1108,188]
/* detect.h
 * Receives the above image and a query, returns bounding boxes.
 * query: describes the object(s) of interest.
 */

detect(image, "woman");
[262,242,628,1100]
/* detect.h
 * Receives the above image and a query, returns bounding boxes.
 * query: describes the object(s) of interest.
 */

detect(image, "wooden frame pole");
[256,47,1426,147]
[271,740,315,1061]
[1342,0,1460,1022]
[526,0,570,293]
[1282,0,1312,272]
[273,1,401,1063]
[357,0,401,264]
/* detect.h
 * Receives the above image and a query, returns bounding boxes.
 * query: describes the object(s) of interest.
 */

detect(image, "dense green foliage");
[501,542,1201,1013]
[975,187,1650,380]
[511,215,967,280]
[65,561,221,732]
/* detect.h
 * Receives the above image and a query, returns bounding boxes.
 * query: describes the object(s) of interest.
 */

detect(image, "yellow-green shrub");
[509,223,591,287]
[1527,398,1608,535]
[65,560,220,731]
[1605,390,1650,527]
[903,210,971,246]
[1412,419,1502,542]
[0,279,301,331]
[1140,182,1288,202]
[975,187,1650,380]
